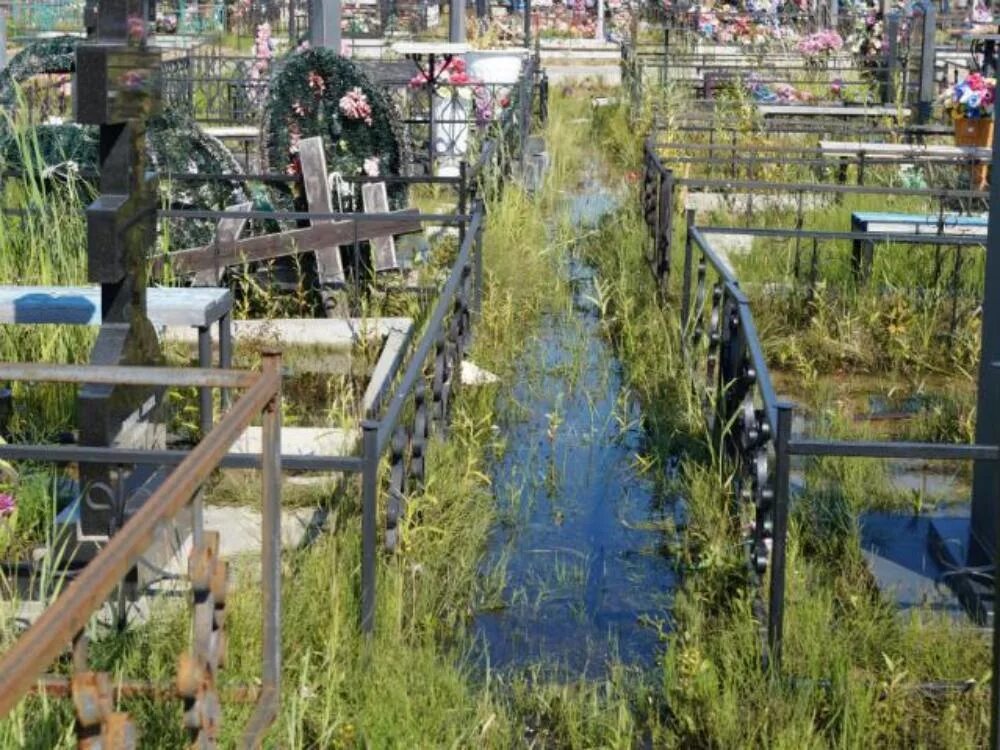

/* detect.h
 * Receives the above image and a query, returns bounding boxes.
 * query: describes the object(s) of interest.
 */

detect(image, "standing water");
[474,179,676,676]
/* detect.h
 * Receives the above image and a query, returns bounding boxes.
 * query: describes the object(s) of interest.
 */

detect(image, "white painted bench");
[851,211,989,237]
[850,211,988,280]
[0,285,233,434]
[201,126,259,141]
[758,104,911,120]
[820,140,992,163]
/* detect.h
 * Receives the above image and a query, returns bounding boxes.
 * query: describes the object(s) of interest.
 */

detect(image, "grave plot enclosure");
[0,0,550,741]
[625,0,947,128]
[639,61,1000,732]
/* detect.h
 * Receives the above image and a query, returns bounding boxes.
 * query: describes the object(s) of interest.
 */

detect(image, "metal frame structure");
[641,135,990,292]
[0,356,284,747]
[641,128,1000,746]
[157,48,548,176]
[623,0,940,123]
[0,4,547,738]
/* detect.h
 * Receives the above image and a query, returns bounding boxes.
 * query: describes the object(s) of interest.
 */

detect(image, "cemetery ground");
[0,63,997,750]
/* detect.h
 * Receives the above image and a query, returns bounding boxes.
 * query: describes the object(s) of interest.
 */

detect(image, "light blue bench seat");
[0,285,233,434]
[852,211,988,237]
[850,211,988,281]
[0,286,232,328]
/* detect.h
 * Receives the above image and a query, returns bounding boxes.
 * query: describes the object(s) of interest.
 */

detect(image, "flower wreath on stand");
[262,46,411,210]
[0,36,251,252]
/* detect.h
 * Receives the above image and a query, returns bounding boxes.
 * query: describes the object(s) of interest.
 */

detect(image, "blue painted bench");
[0,286,233,434]
[850,211,988,280]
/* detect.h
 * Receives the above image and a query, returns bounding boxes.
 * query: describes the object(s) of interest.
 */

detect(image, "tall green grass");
[583,98,993,748]
[0,90,671,748]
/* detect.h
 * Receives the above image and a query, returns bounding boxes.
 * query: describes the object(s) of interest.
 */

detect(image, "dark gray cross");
[75,0,165,540]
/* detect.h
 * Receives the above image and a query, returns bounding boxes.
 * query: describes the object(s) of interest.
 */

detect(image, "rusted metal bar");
[30,675,259,703]
[242,350,283,749]
[0,367,279,719]
[361,421,379,634]
[0,445,363,473]
[0,364,257,389]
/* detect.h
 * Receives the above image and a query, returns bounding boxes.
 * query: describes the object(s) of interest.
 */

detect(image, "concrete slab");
[230,426,357,456]
[685,191,831,215]
[162,316,410,348]
[200,505,319,560]
[708,233,753,259]
[544,65,621,86]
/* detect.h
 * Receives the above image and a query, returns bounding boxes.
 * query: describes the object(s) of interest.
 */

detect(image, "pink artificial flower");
[0,493,14,518]
[308,71,326,95]
[292,100,307,117]
[796,29,843,56]
[127,14,146,41]
[339,87,372,124]
[255,22,273,61]
[119,70,146,90]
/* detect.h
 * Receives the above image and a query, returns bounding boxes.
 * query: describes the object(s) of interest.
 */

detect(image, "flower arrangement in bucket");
[941,72,996,188]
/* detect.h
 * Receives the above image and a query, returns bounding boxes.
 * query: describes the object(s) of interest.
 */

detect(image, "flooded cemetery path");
[474,176,676,676]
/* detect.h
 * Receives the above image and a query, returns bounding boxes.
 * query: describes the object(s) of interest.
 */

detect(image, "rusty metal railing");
[0,352,283,748]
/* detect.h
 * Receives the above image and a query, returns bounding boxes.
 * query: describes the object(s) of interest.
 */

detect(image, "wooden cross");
[362,181,400,272]
[160,137,416,295]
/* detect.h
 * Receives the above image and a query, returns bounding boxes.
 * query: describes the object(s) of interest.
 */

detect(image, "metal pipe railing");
[0,352,283,747]
[644,126,1000,744]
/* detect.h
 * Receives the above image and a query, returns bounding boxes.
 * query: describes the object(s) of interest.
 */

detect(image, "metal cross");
[74,0,165,540]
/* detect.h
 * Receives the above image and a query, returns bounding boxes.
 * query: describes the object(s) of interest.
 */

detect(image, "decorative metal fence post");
[450,0,466,42]
[657,168,674,290]
[243,349,283,748]
[971,107,1000,567]
[882,11,900,106]
[0,3,8,72]
[473,198,484,318]
[361,420,379,633]
[916,0,936,124]
[523,0,532,50]
[681,208,696,332]
[767,402,793,671]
